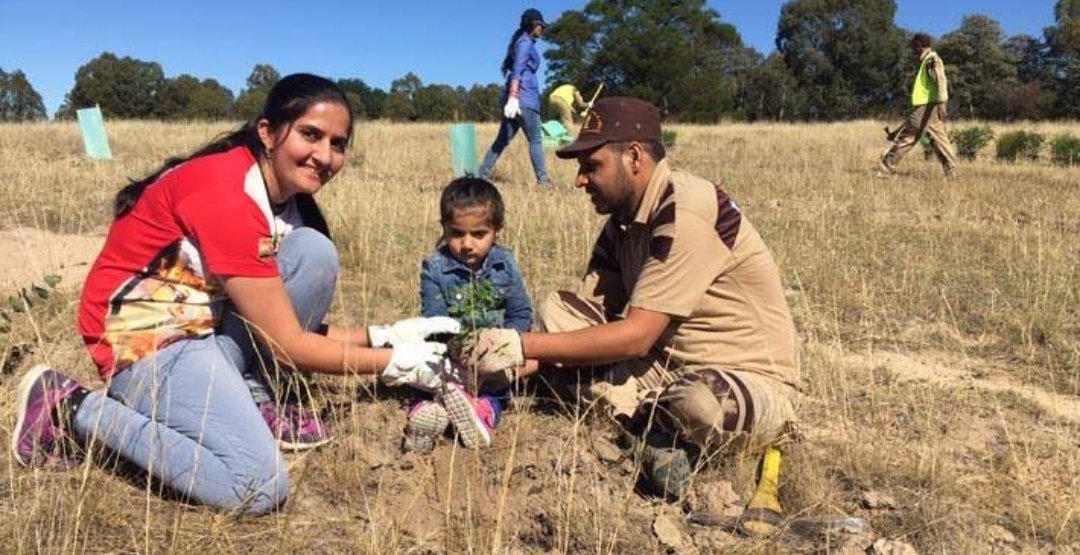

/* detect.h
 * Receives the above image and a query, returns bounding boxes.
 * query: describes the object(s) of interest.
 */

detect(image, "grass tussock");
[0,119,1077,553]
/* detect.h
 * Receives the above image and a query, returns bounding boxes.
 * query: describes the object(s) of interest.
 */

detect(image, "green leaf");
[44,274,62,288]
[32,284,49,299]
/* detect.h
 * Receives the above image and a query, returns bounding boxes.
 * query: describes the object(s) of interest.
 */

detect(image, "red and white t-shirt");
[78,146,303,380]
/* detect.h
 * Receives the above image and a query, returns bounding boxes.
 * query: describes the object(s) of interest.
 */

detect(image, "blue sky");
[1,0,1059,117]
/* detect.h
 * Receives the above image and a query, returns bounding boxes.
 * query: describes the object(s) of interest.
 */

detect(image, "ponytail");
[113,124,262,218]
[500,28,528,76]
[296,193,331,240]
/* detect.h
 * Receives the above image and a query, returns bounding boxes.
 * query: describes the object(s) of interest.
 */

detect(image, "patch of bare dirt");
[0,227,104,292]
[846,349,1080,424]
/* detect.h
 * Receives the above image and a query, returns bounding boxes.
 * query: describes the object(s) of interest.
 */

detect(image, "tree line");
[2,0,1077,123]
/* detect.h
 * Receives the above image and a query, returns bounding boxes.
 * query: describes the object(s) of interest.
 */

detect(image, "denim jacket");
[419,244,533,332]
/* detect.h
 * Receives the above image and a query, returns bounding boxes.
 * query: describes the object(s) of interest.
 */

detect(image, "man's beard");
[595,163,633,217]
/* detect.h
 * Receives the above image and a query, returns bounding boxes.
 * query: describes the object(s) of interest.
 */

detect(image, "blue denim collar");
[435,244,510,275]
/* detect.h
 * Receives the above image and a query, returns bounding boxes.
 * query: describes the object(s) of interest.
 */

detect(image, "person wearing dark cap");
[451,97,802,532]
[477,8,554,188]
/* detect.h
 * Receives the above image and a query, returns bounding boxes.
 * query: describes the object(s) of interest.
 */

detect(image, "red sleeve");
[176,189,280,278]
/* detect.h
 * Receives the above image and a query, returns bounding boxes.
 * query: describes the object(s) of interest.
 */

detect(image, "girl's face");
[258,101,351,203]
[444,206,498,272]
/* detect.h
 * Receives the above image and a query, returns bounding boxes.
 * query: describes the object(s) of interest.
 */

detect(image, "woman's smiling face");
[259,100,351,202]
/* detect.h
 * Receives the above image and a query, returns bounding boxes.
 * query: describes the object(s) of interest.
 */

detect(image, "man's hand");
[448,328,524,378]
[380,342,450,391]
[503,96,522,119]
[936,103,948,121]
[368,316,460,348]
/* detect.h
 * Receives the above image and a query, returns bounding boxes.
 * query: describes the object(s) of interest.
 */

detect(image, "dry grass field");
[0,118,1076,554]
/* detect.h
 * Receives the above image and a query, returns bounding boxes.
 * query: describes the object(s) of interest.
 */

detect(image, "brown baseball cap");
[556,96,662,159]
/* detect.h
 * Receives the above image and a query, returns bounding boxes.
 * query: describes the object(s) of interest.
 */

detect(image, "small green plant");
[661,130,677,148]
[1049,133,1080,166]
[951,126,995,161]
[0,274,62,333]
[996,130,1044,162]
[447,277,504,332]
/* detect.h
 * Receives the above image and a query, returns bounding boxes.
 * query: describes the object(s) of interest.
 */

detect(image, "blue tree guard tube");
[450,123,477,177]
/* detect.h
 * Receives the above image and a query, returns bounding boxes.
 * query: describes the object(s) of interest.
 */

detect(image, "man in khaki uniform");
[548,84,591,132]
[880,32,958,177]
[453,97,800,528]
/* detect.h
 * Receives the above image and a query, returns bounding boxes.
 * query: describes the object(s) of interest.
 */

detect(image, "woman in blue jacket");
[477,8,553,188]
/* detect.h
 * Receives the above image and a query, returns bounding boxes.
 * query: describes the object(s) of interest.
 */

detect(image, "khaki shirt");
[578,159,800,386]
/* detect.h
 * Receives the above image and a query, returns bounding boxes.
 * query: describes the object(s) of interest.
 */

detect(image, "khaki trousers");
[538,291,798,451]
[882,103,958,173]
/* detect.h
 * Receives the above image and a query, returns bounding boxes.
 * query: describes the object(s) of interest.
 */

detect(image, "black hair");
[113,73,354,238]
[500,18,539,76]
[606,140,667,162]
[911,33,932,49]
[439,177,505,230]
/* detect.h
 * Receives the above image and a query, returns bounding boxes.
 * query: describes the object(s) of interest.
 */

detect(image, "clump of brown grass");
[0,119,1076,553]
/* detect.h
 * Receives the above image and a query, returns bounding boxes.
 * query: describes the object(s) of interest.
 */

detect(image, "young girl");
[405,177,533,452]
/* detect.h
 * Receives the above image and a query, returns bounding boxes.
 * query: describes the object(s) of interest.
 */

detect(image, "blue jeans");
[72,228,338,514]
[478,107,550,185]
[222,229,338,404]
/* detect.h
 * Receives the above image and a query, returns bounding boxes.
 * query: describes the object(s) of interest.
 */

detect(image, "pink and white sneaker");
[403,400,450,454]
[439,383,495,449]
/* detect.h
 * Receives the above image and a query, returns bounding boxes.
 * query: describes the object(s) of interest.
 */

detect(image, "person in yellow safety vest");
[880,33,958,178]
[548,84,591,132]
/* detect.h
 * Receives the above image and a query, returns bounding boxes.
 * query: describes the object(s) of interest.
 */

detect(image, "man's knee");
[658,369,795,451]
[538,290,606,333]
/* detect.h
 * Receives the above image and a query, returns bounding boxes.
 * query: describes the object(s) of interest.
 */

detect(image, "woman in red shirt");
[12,74,457,513]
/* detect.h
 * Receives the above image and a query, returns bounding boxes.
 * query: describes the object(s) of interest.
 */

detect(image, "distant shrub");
[920,133,934,160]
[661,130,677,148]
[1049,134,1080,166]
[951,126,995,161]
[996,131,1044,162]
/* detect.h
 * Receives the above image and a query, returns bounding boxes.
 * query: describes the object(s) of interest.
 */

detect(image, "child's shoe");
[403,400,450,454]
[439,383,496,449]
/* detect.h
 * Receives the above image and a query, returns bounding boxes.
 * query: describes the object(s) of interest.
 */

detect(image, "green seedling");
[2,274,62,327]
[447,277,504,333]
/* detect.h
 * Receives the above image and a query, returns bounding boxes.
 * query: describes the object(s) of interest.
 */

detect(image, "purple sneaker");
[11,364,84,468]
[402,400,450,454]
[439,383,495,449]
[258,401,331,451]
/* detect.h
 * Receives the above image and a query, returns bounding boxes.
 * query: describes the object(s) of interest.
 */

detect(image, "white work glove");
[503,96,522,119]
[380,342,449,391]
[368,316,461,348]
